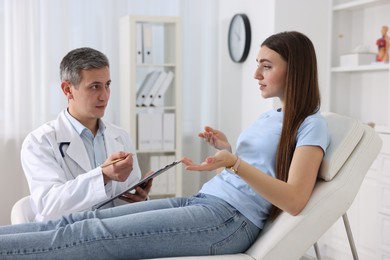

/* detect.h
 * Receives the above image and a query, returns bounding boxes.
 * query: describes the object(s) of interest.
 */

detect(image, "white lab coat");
[21,110,141,222]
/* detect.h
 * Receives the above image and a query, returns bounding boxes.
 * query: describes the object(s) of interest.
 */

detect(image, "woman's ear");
[61,81,73,100]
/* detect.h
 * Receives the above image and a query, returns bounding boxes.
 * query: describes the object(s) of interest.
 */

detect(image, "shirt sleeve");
[296,114,329,154]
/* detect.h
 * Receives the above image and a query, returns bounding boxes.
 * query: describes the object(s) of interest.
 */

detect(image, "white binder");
[167,155,176,195]
[137,113,162,150]
[149,155,162,195]
[136,23,144,64]
[157,155,168,194]
[136,71,160,107]
[143,23,153,64]
[142,71,168,107]
[162,113,175,150]
[151,71,174,107]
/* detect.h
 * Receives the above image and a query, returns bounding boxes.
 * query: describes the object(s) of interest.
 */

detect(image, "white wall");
[179,0,220,195]
[218,0,275,144]
[217,0,331,140]
[274,0,332,112]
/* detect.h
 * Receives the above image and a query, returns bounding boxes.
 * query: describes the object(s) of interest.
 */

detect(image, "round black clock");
[228,13,251,63]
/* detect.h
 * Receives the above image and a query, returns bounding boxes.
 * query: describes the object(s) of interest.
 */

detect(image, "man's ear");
[61,81,73,100]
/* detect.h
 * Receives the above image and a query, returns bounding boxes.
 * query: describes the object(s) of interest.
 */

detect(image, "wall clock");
[228,13,251,63]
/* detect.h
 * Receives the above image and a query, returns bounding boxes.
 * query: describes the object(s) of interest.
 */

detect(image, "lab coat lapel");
[66,136,91,172]
[104,125,125,155]
[55,112,92,172]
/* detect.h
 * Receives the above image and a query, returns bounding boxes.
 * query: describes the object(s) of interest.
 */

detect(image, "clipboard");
[93,160,181,209]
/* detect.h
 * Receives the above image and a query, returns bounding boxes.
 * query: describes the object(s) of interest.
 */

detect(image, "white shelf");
[375,125,390,135]
[331,63,390,72]
[323,0,390,258]
[136,149,177,154]
[136,106,177,110]
[136,63,176,68]
[119,15,183,198]
[333,0,389,11]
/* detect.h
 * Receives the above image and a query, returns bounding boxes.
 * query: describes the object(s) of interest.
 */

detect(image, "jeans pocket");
[210,220,257,255]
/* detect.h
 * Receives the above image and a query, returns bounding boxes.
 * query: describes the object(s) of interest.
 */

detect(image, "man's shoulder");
[25,120,58,142]
[25,112,67,142]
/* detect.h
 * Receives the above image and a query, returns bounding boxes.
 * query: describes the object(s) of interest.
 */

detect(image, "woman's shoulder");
[302,110,327,127]
[297,110,329,152]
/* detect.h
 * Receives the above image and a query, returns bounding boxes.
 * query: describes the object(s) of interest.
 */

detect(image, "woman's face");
[254,46,287,103]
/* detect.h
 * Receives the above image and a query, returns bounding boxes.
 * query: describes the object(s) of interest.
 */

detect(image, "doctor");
[21,47,151,222]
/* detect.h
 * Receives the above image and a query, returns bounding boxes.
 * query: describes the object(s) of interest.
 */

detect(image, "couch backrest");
[318,112,364,181]
[246,113,382,260]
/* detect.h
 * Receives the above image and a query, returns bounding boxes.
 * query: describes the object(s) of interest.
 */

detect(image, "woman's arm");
[183,145,324,216]
[236,145,323,215]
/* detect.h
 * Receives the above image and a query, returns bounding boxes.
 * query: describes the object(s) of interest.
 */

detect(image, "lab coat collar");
[55,111,91,172]
[54,110,124,172]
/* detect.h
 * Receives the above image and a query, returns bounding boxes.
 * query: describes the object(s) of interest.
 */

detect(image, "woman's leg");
[0,194,260,259]
[0,197,187,235]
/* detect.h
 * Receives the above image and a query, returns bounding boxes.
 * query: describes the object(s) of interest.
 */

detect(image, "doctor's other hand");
[120,171,153,203]
[199,126,232,152]
[182,150,237,172]
[101,151,133,184]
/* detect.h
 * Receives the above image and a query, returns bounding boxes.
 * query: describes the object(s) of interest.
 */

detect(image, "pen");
[100,157,127,168]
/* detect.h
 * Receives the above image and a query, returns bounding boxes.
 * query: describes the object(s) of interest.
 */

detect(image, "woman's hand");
[182,150,237,172]
[199,126,232,152]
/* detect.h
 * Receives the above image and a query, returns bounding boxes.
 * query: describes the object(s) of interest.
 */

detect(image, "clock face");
[228,14,251,63]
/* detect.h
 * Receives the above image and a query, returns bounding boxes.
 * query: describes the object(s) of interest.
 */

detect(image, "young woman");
[0,31,328,259]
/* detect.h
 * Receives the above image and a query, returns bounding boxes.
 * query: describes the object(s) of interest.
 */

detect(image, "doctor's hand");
[120,171,153,203]
[101,151,133,184]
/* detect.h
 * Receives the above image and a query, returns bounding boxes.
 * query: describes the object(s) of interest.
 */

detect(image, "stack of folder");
[137,113,175,151]
[136,70,174,107]
[148,155,177,195]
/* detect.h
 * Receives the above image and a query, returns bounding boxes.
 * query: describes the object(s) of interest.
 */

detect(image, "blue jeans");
[0,194,260,259]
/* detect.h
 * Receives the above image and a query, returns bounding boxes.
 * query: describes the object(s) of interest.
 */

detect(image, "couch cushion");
[318,112,364,181]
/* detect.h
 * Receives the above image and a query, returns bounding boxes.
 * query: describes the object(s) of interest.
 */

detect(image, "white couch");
[150,113,382,260]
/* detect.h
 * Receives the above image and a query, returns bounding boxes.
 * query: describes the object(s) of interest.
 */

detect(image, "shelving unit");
[119,15,182,198]
[329,0,390,129]
[319,1,390,259]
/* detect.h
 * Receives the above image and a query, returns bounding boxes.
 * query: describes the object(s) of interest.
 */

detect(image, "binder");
[136,23,144,64]
[143,23,153,63]
[137,113,153,150]
[136,71,160,107]
[149,155,161,195]
[157,155,168,194]
[151,71,174,107]
[167,155,176,195]
[142,71,168,107]
[137,113,162,150]
[162,113,175,150]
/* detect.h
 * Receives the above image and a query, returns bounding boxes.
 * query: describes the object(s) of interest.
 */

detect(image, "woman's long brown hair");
[261,31,321,221]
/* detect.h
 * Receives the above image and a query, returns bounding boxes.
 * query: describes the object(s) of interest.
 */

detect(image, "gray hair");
[60,47,110,87]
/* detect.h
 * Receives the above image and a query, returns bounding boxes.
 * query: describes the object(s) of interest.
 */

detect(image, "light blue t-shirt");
[200,109,329,229]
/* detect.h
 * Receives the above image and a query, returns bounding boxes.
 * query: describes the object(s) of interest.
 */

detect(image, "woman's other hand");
[198,126,232,152]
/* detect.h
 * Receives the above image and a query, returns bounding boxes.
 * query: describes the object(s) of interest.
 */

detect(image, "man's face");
[67,66,111,126]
